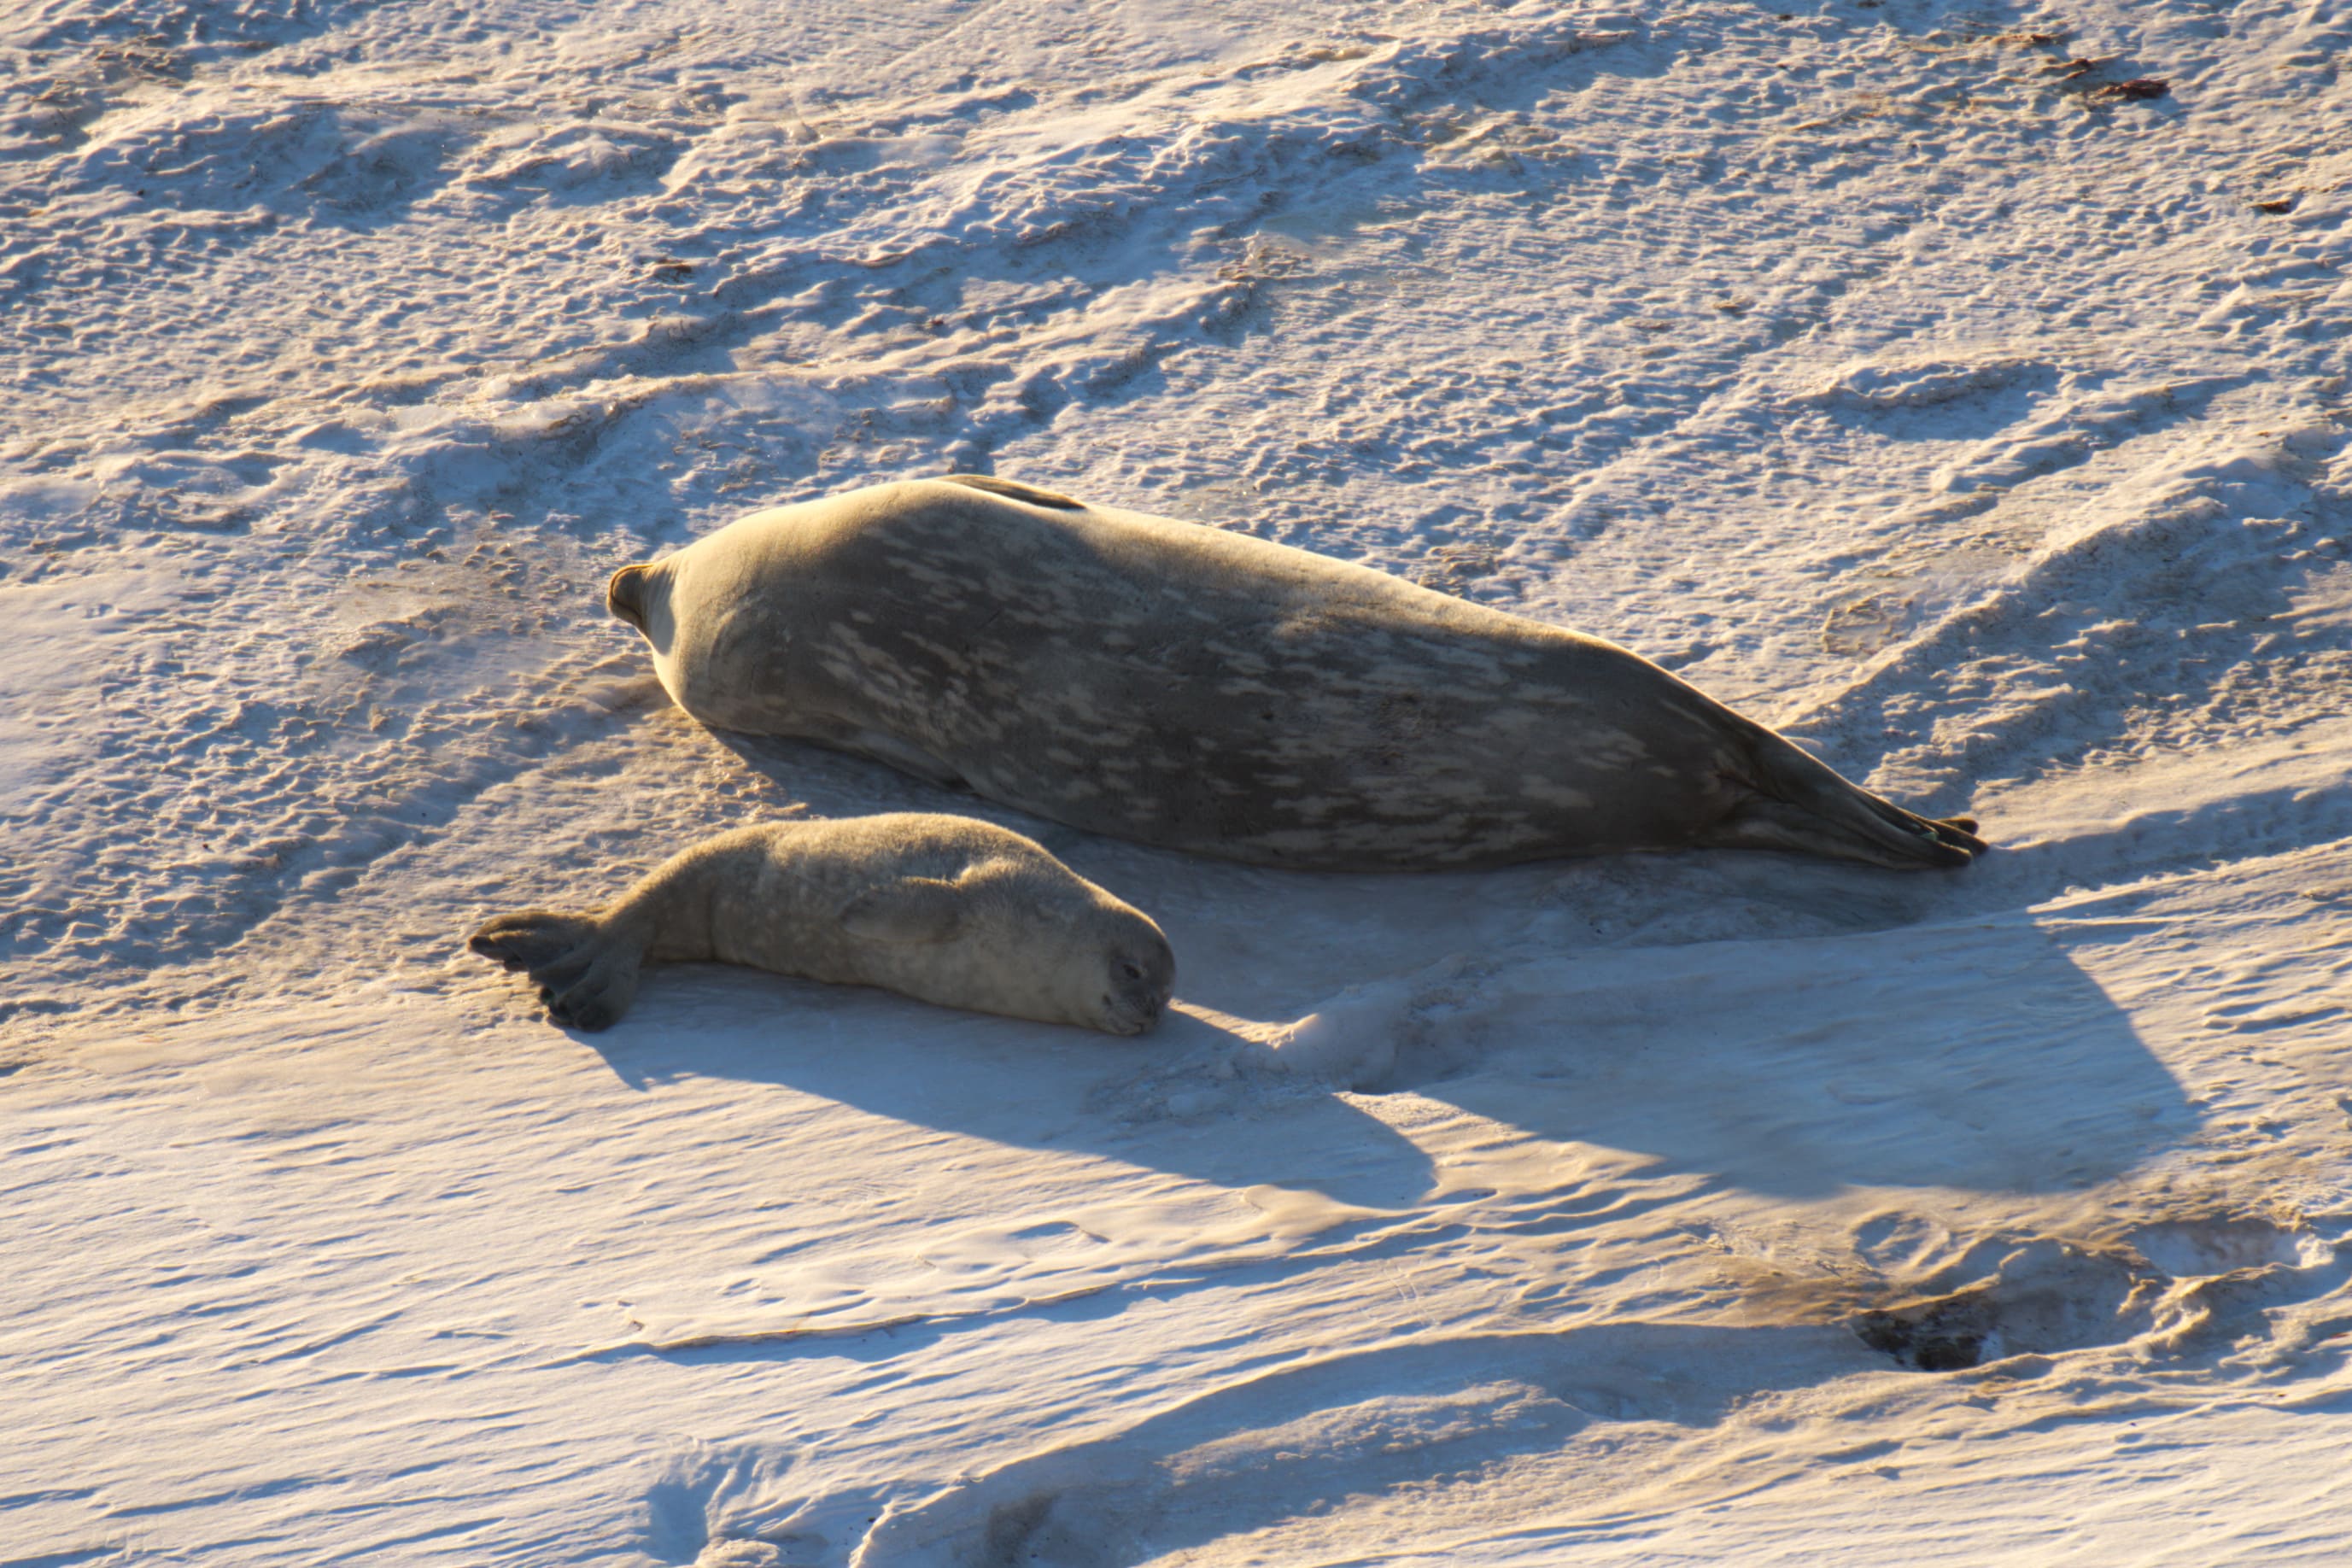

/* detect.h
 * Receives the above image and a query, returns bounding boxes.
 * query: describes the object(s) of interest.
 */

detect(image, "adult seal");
[606,476,1985,872]
[468,813,1175,1034]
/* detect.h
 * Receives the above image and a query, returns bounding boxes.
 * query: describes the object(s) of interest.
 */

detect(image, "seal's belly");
[787,615,1733,869]
[965,709,1721,867]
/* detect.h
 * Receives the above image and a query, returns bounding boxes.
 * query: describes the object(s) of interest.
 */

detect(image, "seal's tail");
[1710,728,1987,870]
[468,909,646,1031]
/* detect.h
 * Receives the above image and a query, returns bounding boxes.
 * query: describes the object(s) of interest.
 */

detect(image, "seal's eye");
[1119,960,1144,982]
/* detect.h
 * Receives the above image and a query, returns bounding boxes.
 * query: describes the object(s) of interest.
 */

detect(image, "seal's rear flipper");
[1714,734,1986,870]
[1708,797,1975,869]
[468,910,645,1031]
[1929,816,1988,853]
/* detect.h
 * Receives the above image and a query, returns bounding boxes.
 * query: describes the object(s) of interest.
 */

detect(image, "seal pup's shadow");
[662,728,2185,1203]
[574,953,1440,1211]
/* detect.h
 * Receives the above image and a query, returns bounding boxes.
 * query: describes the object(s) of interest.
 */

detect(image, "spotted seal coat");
[605,477,1984,872]
[468,813,1175,1033]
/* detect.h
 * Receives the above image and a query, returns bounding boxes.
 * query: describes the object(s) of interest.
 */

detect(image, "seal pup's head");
[1078,898,1176,1036]
[830,816,1178,1036]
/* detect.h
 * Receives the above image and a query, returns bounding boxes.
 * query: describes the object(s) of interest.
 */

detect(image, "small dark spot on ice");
[2096,78,2170,102]
[1846,1238,2150,1372]
[1852,1291,1995,1371]
[2252,197,2296,215]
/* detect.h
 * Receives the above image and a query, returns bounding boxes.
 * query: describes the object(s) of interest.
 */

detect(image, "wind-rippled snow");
[4,0,2351,1563]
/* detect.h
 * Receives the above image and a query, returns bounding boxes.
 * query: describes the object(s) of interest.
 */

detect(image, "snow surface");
[5,0,2352,1560]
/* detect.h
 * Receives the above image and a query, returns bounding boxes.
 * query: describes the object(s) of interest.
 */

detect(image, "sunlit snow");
[5,0,2351,1562]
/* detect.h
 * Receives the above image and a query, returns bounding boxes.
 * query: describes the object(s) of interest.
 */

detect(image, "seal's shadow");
[579,963,1439,1210]
[1345,915,2188,1199]
[596,729,2188,1206]
[1074,838,2191,1201]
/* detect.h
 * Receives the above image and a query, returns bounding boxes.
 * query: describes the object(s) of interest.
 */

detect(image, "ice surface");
[5,0,2352,1561]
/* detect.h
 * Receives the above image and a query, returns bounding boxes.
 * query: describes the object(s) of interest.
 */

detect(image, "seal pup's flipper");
[839,877,968,945]
[469,910,647,1031]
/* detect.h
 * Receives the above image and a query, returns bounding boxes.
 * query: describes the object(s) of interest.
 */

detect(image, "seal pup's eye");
[1119,960,1144,982]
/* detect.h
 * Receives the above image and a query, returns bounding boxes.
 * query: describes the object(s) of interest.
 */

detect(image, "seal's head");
[606,563,653,632]
[1079,900,1176,1036]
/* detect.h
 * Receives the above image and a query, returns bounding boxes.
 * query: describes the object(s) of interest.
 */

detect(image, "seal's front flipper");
[839,877,967,944]
[936,473,1085,510]
[468,910,645,1030]
[843,728,967,790]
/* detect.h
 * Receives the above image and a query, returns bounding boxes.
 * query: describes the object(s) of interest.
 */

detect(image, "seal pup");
[606,476,1986,873]
[467,813,1175,1034]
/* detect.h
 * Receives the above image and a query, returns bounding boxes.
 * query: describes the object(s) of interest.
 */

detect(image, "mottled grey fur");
[469,813,1175,1033]
[606,477,1985,872]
